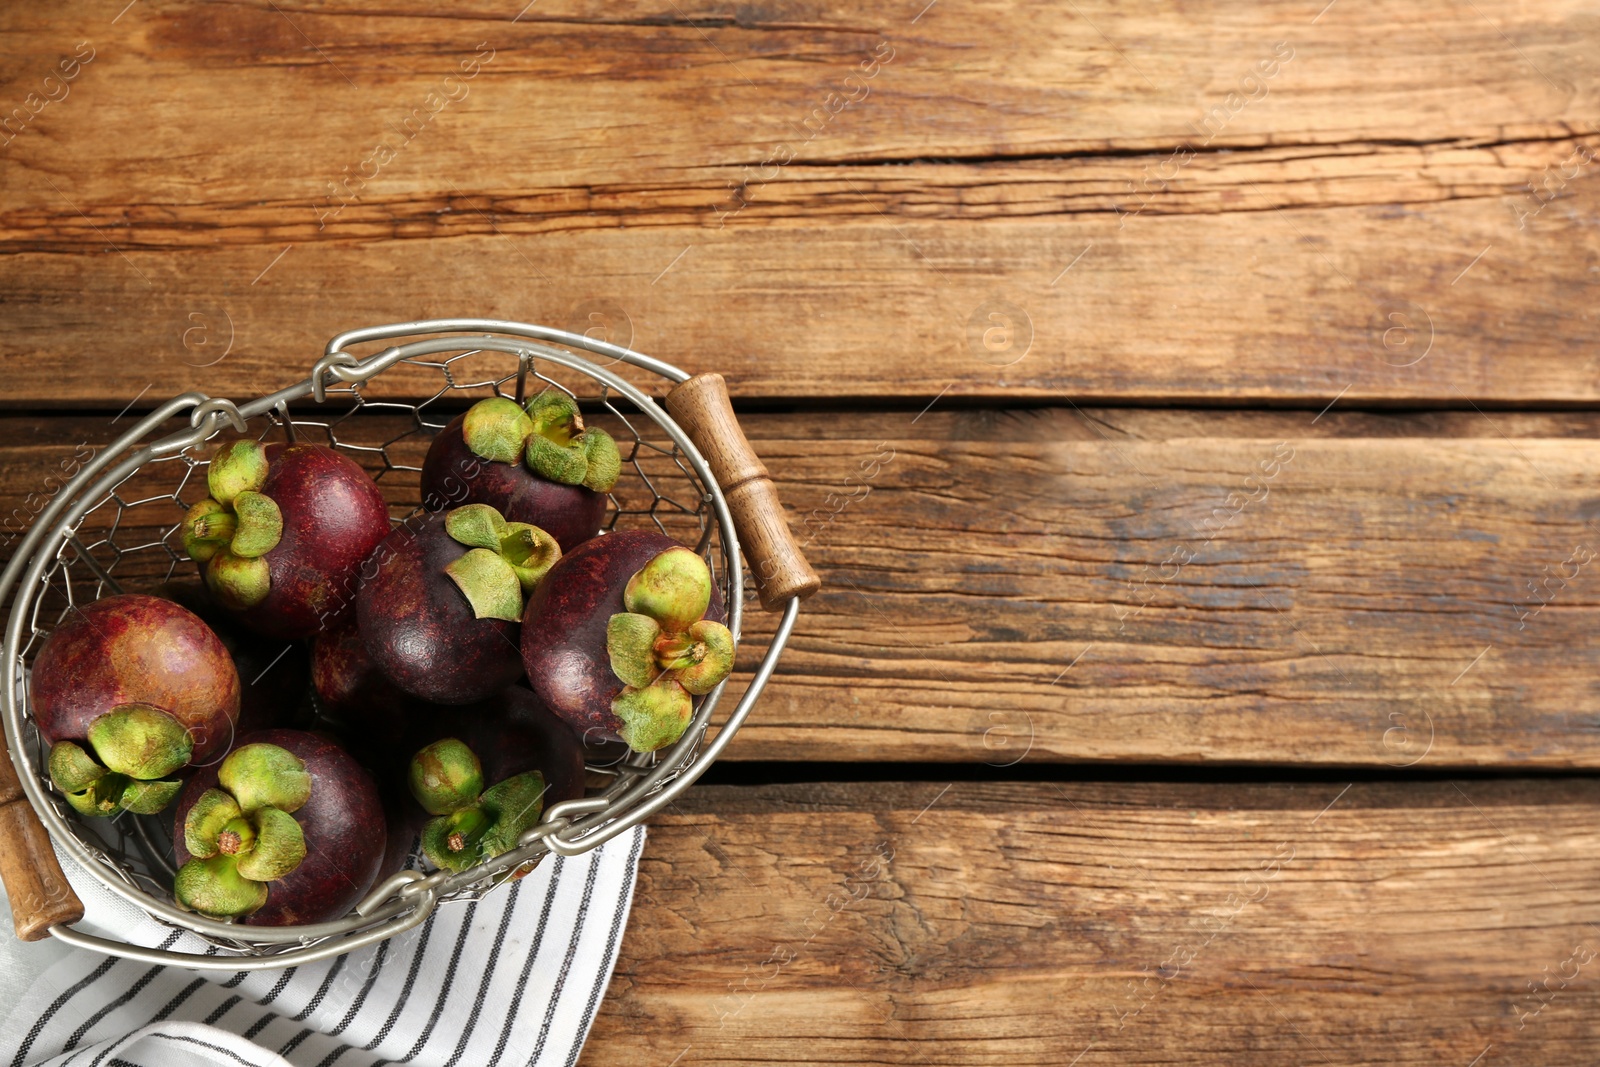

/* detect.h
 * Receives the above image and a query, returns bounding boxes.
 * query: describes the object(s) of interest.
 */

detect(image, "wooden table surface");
[5,2,1600,1063]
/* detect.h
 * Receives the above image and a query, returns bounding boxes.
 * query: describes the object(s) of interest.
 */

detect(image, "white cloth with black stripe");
[0,827,644,1067]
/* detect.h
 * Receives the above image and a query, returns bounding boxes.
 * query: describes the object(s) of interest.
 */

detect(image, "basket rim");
[0,319,792,966]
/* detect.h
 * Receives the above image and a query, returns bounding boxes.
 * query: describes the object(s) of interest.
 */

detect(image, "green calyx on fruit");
[624,547,713,633]
[183,788,243,856]
[408,739,485,816]
[229,491,283,557]
[524,390,621,492]
[175,854,270,917]
[421,805,492,873]
[444,549,523,623]
[58,770,184,818]
[420,774,547,873]
[443,504,561,622]
[187,440,283,608]
[87,704,194,778]
[613,678,694,753]
[183,494,280,565]
[175,742,311,918]
[458,392,621,493]
[205,550,271,610]
[477,773,548,859]
[655,620,737,696]
[606,548,735,752]
[48,742,106,794]
[181,499,236,563]
[606,612,662,689]
[47,703,193,818]
[207,440,270,507]
[498,524,561,590]
[219,743,312,814]
[462,397,535,464]
[119,778,186,815]
[408,740,546,873]
[234,807,306,881]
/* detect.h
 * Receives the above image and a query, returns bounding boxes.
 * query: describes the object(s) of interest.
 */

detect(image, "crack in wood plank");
[4,133,1595,249]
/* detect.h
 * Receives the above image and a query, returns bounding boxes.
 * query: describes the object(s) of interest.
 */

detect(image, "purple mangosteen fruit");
[520,530,734,753]
[493,686,589,808]
[418,391,619,553]
[421,686,587,805]
[183,441,390,641]
[311,617,393,721]
[356,503,560,705]
[154,579,313,736]
[172,729,385,925]
[408,739,544,873]
[310,616,429,741]
[31,593,241,817]
[378,686,588,878]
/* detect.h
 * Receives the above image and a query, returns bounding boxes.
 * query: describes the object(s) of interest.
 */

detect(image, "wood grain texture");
[1,2,1598,404]
[5,410,1600,767]
[744,416,1600,769]
[585,779,1600,1066]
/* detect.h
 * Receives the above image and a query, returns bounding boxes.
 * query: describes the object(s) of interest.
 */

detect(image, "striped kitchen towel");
[0,826,644,1067]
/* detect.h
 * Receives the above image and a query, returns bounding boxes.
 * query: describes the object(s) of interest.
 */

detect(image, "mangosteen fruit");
[418,391,619,552]
[182,440,390,640]
[521,530,733,753]
[407,738,550,873]
[407,686,586,804]
[377,685,588,878]
[310,616,424,731]
[172,729,385,925]
[31,593,241,816]
[153,579,313,736]
[357,503,559,705]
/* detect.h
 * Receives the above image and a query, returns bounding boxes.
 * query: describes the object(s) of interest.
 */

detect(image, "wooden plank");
[0,3,1597,404]
[586,779,1600,1065]
[1,2,1581,192]
[744,414,1600,768]
[5,410,1600,767]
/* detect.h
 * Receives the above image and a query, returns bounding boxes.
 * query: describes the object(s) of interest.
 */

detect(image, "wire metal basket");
[0,319,817,969]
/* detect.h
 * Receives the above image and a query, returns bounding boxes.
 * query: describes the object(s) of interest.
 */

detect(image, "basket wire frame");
[0,320,796,969]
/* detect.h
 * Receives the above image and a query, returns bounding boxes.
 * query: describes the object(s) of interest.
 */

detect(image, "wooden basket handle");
[0,746,83,941]
[665,373,821,611]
